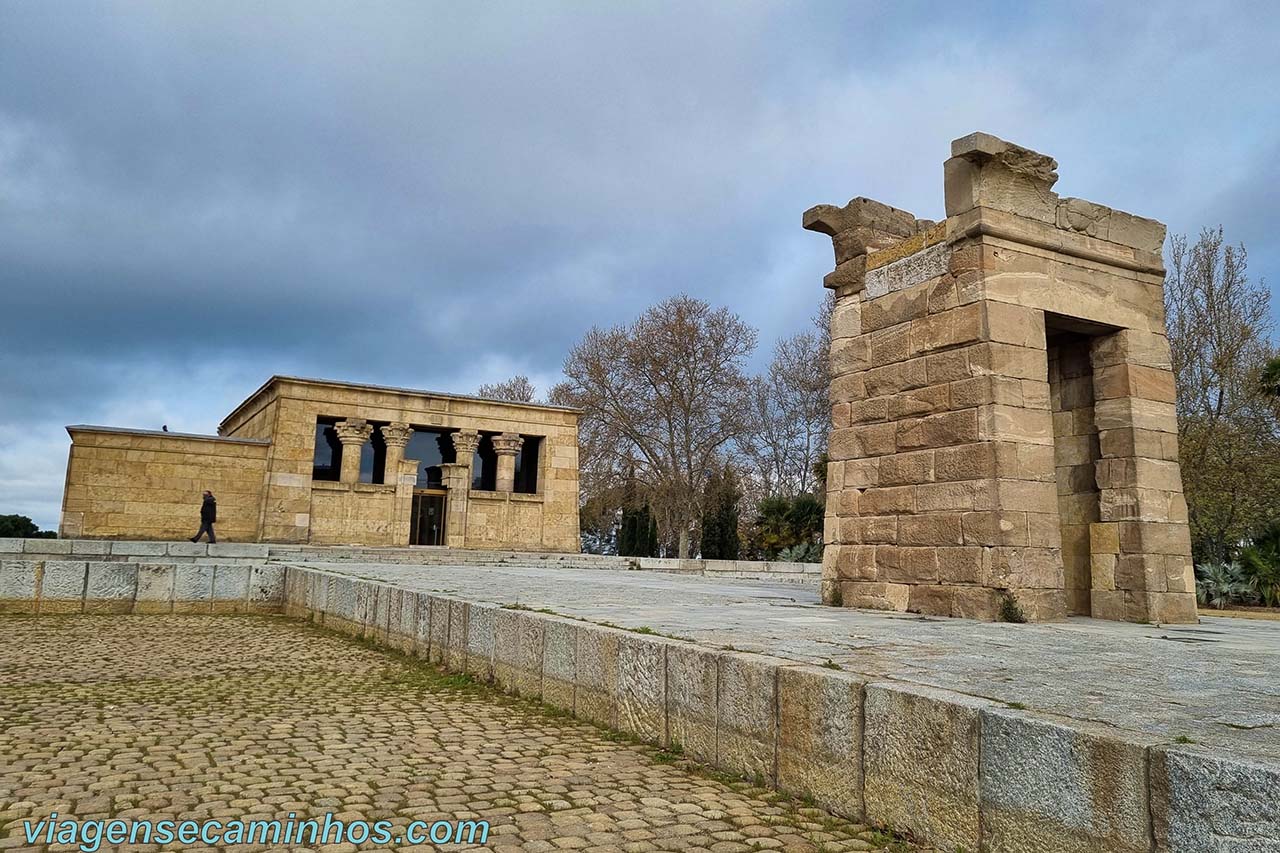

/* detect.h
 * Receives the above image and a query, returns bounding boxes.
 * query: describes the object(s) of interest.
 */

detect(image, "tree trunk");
[678,527,690,559]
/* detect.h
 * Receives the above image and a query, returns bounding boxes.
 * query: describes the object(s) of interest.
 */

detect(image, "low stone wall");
[268,543,822,583]
[7,539,822,584]
[282,565,1278,853]
[0,539,282,614]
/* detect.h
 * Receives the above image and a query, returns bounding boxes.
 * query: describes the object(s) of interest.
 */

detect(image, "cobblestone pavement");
[0,616,923,853]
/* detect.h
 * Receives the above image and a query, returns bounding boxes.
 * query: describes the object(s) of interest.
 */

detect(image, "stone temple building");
[806,132,1196,623]
[59,376,581,551]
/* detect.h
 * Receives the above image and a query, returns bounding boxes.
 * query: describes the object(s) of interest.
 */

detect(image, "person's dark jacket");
[200,495,217,524]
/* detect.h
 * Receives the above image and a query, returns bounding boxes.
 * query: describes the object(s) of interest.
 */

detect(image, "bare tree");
[476,375,537,403]
[1166,227,1279,560]
[738,293,832,499]
[739,331,827,497]
[556,295,757,557]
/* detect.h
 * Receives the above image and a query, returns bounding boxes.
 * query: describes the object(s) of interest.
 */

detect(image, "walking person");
[191,490,217,544]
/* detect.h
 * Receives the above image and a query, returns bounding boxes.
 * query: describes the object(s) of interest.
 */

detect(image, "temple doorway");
[410,491,447,546]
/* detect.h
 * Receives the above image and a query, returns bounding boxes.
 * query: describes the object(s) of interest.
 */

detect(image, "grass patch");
[997,591,1027,624]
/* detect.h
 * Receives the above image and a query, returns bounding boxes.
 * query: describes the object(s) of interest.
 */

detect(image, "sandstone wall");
[60,428,269,542]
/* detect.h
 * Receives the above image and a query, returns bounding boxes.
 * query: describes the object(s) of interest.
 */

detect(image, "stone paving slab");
[0,615,920,853]
[287,560,1280,764]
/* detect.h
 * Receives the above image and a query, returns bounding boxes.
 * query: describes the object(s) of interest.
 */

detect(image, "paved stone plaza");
[290,560,1280,763]
[0,615,921,853]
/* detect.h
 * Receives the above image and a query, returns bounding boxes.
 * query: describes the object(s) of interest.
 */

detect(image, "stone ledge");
[0,558,284,615]
[278,565,1274,853]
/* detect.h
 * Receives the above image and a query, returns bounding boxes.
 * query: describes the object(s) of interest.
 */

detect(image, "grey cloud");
[1,1,1278,529]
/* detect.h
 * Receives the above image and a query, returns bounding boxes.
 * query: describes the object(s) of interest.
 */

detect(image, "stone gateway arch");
[806,132,1197,624]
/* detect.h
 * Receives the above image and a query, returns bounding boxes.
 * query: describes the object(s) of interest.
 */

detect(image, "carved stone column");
[493,432,524,492]
[438,462,470,548]
[380,423,414,485]
[334,418,373,484]
[451,429,481,472]
[442,430,481,548]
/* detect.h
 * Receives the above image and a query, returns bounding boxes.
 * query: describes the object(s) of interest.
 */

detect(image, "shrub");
[777,541,823,563]
[1194,561,1252,609]
[1239,522,1280,607]
[997,591,1027,623]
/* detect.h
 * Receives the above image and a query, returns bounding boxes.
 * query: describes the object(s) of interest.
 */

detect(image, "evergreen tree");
[619,502,659,557]
[617,506,635,557]
[700,465,741,560]
[640,505,659,557]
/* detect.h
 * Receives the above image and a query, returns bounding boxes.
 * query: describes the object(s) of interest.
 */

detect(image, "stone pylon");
[806,132,1196,623]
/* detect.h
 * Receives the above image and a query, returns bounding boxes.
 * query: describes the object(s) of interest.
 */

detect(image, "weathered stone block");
[165,541,207,557]
[861,283,930,333]
[575,625,620,728]
[980,709,1155,853]
[985,301,1046,349]
[863,357,929,397]
[447,600,470,672]
[23,539,72,556]
[617,634,668,743]
[429,596,451,665]
[211,565,249,612]
[249,565,284,612]
[206,543,270,559]
[952,585,1001,620]
[494,610,543,699]
[374,584,395,642]
[908,583,954,616]
[37,561,87,613]
[898,515,963,547]
[410,590,431,657]
[464,602,495,680]
[831,335,871,375]
[777,666,865,819]
[84,562,137,613]
[911,302,984,355]
[865,243,950,299]
[1151,745,1280,852]
[840,580,910,611]
[665,643,718,761]
[331,577,360,634]
[864,683,995,851]
[111,541,168,557]
[134,564,174,614]
[173,564,213,613]
[71,540,112,555]
[541,617,577,711]
[717,652,780,783]
[0,539,23,554]
[0,560,38,612]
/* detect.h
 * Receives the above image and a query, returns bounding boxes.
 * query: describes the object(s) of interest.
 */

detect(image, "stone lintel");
[944,131,1166,254]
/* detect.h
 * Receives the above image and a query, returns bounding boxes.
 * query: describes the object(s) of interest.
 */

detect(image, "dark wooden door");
[410,492,446,546]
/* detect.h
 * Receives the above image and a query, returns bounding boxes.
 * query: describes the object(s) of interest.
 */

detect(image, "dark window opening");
[513,436,542,494]
[406,428,457,489]
[360,422,390,484]
[312,417,343,481]
[472,433,498,491]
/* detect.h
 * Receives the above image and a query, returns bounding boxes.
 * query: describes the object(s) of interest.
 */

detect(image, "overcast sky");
[2,1,1278,530]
